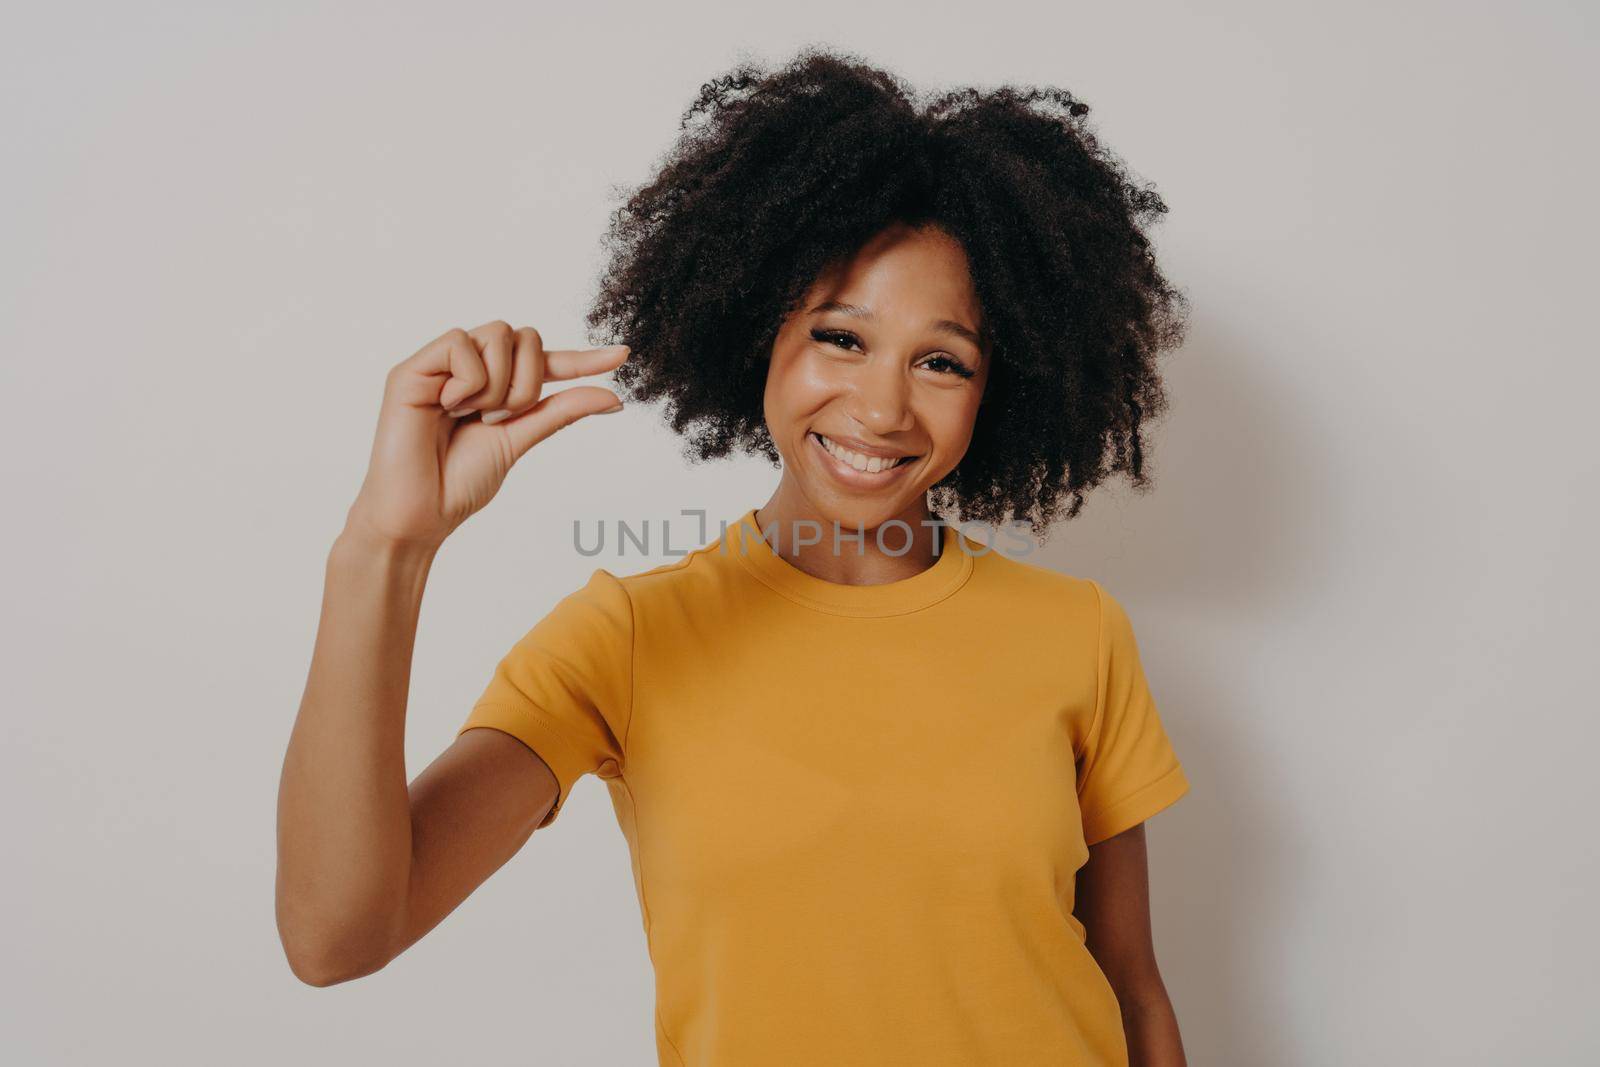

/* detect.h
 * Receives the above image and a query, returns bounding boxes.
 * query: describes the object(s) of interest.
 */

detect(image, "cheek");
[928,394,983,455]
[764,347,839,420]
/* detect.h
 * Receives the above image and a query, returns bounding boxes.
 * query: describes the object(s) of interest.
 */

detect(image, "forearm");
[275,517,438,983]
[1122,987,1187,1067]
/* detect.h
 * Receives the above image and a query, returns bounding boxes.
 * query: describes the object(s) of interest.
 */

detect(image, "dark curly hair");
[585,45,1187,537]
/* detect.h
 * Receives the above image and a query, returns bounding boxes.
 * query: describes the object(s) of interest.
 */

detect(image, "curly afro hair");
[585,45,1187,537]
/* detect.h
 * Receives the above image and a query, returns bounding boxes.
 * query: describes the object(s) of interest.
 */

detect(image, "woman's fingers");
[441,320,515,414]
[496,385,625,460]
[482,336,629,425]
[542,343,631,382]
[386,328,482,411]
[390,323,627,418]
[481,327,549,425]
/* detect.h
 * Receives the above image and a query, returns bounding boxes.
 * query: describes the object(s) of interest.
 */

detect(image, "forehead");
[803,224,982,329]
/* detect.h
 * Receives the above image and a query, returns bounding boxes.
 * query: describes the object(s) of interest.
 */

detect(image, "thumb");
[499,385,625,460]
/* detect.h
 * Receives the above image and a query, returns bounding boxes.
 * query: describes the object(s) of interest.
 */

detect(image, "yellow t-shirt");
[459,507,1190,1066]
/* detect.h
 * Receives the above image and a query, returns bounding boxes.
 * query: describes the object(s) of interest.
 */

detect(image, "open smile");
[808,431,919,487]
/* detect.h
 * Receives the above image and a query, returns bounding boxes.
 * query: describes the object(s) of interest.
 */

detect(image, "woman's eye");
[808,328,975,380]
[811,328,859,350]
[923,355,977,379]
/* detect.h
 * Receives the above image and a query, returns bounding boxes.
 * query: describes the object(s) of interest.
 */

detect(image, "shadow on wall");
[1024,311,1326,1066]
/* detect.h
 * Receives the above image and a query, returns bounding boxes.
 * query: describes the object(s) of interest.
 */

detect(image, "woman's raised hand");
[345,320,629,549]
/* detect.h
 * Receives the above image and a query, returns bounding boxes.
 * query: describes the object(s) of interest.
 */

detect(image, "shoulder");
[590,528,745,615]
[964,536,1102,621]
[964,539,1147,639]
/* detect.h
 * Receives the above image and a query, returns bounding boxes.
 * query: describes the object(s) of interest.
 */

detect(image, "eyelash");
[809,328,977,380]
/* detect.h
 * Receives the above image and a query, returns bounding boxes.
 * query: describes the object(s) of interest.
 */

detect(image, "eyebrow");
[810,300,986,352]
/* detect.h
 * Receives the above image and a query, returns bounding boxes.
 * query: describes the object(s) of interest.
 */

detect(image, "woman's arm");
[275,519,563,985]
[1076,822,1189,1067]
[274,322,628,985]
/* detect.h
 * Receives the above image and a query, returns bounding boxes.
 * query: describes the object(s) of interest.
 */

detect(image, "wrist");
[333,512,443,570]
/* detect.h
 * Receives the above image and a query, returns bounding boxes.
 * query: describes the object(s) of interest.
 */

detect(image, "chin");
[802,488,929,533]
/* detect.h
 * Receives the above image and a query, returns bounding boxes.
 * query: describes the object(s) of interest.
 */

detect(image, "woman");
[277,46,1192,1067]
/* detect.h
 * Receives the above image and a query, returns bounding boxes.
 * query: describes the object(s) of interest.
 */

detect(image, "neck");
[753,485,942,587]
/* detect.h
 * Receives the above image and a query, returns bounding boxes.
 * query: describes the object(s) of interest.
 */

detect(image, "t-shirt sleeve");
[1075,579,1191,847]
[457,567,634,829]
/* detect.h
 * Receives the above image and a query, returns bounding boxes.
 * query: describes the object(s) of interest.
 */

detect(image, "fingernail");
[601,402,624,414]
[481,409,511,425]
[446,406,473,418]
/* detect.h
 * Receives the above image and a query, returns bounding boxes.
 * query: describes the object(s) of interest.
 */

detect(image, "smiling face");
[762,222,991,532]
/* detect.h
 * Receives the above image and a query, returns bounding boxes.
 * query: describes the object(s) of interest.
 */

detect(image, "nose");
[845,355,914,436]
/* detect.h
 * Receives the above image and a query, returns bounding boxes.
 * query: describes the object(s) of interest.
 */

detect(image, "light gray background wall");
[3,2,1595,1063]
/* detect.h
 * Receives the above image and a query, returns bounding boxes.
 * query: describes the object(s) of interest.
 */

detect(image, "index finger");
[542,344,631,382]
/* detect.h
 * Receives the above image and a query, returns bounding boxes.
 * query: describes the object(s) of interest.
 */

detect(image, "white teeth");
[817,433,909,474]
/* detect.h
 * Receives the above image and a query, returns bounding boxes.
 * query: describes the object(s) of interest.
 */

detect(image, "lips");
[809,431,919,484]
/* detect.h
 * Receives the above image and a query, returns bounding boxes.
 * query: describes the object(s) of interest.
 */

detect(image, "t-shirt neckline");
[725,507,975,618]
